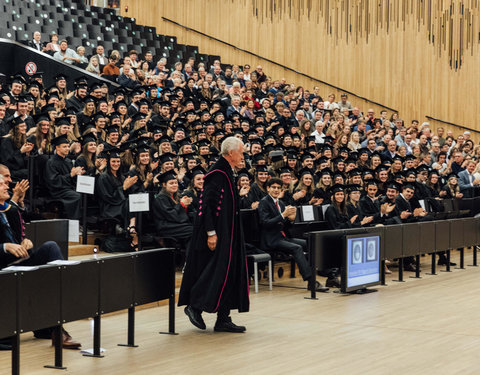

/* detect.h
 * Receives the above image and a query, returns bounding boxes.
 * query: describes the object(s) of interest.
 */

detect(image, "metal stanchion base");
[44,365,67,370]
[159,332,179,335]
[117,344,138,347]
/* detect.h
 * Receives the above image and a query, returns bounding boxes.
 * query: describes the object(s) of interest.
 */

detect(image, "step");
[69,244,98,256]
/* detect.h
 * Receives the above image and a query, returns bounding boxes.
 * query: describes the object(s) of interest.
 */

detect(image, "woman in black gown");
[75,134,104,177]
[0,117,33,182]
[345,184,373,226]
[152,170,194,249]
[96,151,138,247]
[246,165,269,209]
[324,184,357,229]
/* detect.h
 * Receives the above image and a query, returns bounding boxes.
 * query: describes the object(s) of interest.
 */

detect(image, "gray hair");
[220,137,244,156]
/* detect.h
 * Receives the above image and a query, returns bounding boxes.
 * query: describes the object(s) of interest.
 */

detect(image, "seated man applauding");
[0,172,81,350]
[258,178,329,291]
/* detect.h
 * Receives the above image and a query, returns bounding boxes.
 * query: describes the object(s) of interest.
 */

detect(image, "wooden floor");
[3,250,480,375]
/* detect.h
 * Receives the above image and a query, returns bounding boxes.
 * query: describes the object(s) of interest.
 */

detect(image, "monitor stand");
[334,288,378,295]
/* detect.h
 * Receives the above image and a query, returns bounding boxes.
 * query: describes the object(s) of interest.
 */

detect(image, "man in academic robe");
[44,134,84,220]
[179,137,249,333]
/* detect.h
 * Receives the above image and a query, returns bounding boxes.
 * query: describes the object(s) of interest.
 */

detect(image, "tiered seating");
[0,0,221,70]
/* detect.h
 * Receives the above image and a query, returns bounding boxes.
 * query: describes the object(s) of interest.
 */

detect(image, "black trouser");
[274,238,311,281]
[17,241,64,266]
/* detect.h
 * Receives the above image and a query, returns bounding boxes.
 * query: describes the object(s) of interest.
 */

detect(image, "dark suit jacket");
[27,40,43,51]
[258,195,291,249]
[0,204,25,269]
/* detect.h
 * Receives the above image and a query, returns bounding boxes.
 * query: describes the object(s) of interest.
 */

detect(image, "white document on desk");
[3,266,39,271]
[301,205,315,221]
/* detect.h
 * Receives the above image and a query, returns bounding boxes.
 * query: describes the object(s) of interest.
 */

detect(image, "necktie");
[275,200,286,237]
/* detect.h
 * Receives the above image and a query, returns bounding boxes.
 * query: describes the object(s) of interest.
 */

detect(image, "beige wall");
[120,0,480,140]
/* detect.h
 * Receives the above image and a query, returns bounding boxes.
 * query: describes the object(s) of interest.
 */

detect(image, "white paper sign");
[301,205,315,222]
[76,175,95,195]
[419,199,426,210]
[129,193,150,212]
[68,220,80,242]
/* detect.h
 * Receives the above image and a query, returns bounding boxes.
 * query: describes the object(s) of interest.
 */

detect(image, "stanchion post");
[394,258,405,282]
[427,252,437,275]
[82,193,88,245]
[118,307,138,347]
[458,247,465,269]
[160,250,179,335]
[11,334,19,375]
[83,315,104,358]
[44,325,66,370]
[137,212,142,251]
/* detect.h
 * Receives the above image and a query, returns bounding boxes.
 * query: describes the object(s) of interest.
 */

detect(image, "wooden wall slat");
[120,0,480,135]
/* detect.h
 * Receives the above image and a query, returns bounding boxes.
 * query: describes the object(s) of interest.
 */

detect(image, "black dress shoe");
[0,344,11,351]
[214,318,246,333]
[403,263,418,272]
[184,305,206,330]
[326,277,341,288]
[438,260,457,266]
[308,279,329,292]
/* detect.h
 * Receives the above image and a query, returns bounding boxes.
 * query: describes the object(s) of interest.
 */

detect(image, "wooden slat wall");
[120,0,480,138]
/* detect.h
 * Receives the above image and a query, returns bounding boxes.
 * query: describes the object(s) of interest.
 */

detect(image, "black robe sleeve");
[325,205,353,230]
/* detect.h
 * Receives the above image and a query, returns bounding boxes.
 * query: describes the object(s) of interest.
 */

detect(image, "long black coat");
[178,156,250,314]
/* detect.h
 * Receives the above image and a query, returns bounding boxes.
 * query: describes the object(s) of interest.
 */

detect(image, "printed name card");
[76,175,95,195]
[129,193,150,212]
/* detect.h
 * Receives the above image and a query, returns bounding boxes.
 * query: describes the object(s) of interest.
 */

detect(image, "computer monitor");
[341,233,381,293]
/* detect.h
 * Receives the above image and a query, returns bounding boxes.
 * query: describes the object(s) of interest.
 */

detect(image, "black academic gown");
[247,182,267,204]
[359,195,383,224]
[0,137,29,182]
[45,154,82,219]
[178,156,250,314]
[346,203,364,226]
[66,95,84,113]
[152,192,193,240]
[75,155,96,177]
[96,171,129,222]
[324,204,353,229]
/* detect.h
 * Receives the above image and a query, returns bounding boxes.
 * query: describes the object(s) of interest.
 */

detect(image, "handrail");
[425,115,480,135]
[161,17,398,112]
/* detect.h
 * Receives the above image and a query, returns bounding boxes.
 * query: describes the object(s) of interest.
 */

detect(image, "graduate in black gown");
[44,134,84,219]
[183,165,206,215]
[0,117,33,183]
[345,184,373,226]
[96,151,138,244]
[75,134,101,177]
[324,184,356,229]
[246,166,269,209]
[152,170,194,249]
